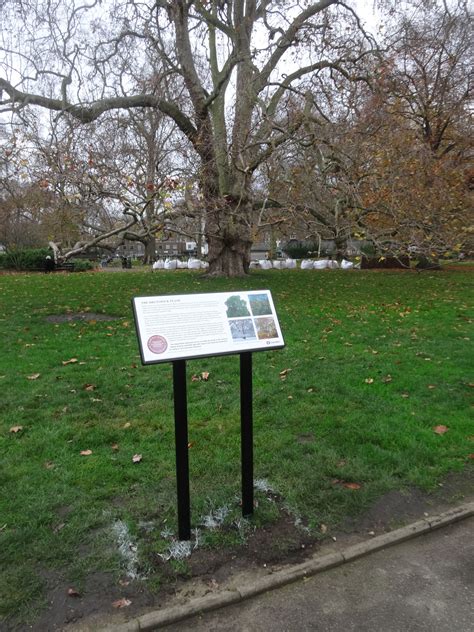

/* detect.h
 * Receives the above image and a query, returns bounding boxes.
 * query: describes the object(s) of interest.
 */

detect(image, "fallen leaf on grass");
[80,449,93,456]
[44,461,55,469]
[9,425,23,433]
[122,422,131,429]
[187,442,195,449]
[201,371,210,381]
[132,454,142,463]
[62,358,78,365]
[332,479,362,490]
[467,454,474,460]
[433,425,449,435]
[83,384,96,391]
[112,598,131,609]
[27,373,40,380]
[364,378,374,384]
[111,443,119,451]
[191,374,200,382]
[279,368,292,380]
[381,374,392,383]
[67,587,81,597]
[320,524,328,534]
[343,482,362,490]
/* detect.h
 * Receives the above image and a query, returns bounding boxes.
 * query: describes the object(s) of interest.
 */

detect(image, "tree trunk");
[205,198,252,277]
[334,235,347,262]
[143,236,156,265]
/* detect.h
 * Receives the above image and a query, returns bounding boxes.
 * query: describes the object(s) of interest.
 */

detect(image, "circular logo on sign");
[147,335,168,354]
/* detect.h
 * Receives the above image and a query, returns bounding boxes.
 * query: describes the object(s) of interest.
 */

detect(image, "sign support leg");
[173,360,191,540]
[240,352,254,517]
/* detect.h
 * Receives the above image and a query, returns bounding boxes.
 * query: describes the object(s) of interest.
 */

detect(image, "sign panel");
[132,290,284,364]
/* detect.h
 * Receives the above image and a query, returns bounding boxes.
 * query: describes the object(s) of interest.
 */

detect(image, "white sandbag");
[259,259,272,269]
[341,259,354,269]
[327,260,339,269]
[152,260,164,270]
[164,258,178,270]
[285,258,297,269]
[313,259,328,269]
[272,260,287,269]
[188,258,202,270]
[177,260,188,269]
[201,261,209,269]
[300,259,314,269]
[249,261,259,269]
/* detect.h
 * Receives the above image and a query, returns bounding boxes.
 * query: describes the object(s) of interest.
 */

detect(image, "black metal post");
[173,360,191,540]
[240,352,254,516]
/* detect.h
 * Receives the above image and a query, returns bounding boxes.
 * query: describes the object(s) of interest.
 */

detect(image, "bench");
[55,262,76,272]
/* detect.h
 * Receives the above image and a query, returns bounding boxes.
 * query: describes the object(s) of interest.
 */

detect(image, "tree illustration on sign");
[225,295,250,318]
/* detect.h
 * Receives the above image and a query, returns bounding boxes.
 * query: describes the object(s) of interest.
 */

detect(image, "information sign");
[132,289,285,540]
[132,290,284,365]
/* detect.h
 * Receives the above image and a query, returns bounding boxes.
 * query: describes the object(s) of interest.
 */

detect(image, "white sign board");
[132,290,284,364]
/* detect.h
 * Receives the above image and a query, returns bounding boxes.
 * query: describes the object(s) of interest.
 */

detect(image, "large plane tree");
[1,0,377,275]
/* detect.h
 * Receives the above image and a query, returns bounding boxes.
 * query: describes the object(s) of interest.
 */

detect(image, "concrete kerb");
[99,501,474,632]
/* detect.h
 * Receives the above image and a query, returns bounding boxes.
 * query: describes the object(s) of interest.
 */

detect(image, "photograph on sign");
[225,294,250,318]
[132,290,284,364]
[228,318,257,342]
[248,293,272,316]
[255,316,278,339]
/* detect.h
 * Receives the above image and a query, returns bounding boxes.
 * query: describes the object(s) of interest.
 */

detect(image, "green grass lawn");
[0,268,472,622]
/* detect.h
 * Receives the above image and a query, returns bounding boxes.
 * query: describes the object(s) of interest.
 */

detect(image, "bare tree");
[382,0,472,158]
[351,1,474,259]
[1,99,191,262]
[270,0,474,262]
[1,0,376,275]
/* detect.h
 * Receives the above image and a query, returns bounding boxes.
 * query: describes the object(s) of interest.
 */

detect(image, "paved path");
[164,517,474,632]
